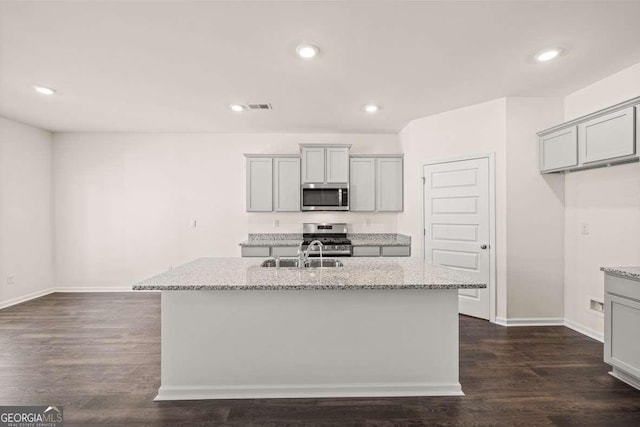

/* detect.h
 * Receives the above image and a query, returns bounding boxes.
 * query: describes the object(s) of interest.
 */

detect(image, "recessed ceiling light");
[33,85,56,95]
[296,44,319,59]
[536,48,562,62]
[229,104,245,112]
[364,104,380,114]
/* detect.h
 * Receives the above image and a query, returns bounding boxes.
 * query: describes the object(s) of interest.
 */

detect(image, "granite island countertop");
[239,233,411,247]
[133,257,485,291]
[601,266,640,281]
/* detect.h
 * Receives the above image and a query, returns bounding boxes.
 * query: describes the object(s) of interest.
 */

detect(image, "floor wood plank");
[1,292,639,426]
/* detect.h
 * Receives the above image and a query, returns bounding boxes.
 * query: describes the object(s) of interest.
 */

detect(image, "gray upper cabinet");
[350,158,376,211]
[350,155,403,212]
[376,157,403,211]
[539,126,578,172]
[579,106,635,164]
[326,147,350,183]
[246,156,273,212]
[274,157,301,212]
[300,144,351,183]
[301,147,326,183]
[538,97,639,174]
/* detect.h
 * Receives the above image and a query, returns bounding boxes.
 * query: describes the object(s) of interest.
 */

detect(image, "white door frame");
[419,153,496,323]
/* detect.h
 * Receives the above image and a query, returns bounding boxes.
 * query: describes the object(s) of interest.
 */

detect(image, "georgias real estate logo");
[0,406,63,427]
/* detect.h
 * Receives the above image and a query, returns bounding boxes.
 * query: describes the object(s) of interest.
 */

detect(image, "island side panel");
[158,289,461,400]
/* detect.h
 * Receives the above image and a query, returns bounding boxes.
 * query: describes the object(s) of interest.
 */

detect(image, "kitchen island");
[134,257,485,400]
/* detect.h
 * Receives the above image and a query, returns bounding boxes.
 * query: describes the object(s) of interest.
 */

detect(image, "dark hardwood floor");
[1,293,639,426]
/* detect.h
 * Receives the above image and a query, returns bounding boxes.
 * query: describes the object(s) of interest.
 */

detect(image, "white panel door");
[274,157,300,212]
[326,147,350,183]
[349,158,376,211]
[424,158,490,320]
[301,147,326,183]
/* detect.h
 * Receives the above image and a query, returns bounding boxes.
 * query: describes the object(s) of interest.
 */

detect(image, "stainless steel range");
[302,223,352,257]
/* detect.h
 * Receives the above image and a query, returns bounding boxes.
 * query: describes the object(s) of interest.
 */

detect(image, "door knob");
[480,244,488,250]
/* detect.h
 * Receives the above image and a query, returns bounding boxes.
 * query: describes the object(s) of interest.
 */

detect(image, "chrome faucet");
[297,240,324,268]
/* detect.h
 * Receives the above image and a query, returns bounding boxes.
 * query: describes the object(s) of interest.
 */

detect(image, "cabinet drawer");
[241,247,270,257]
[539,127,578,171]
[579,106,635,164]
[271,246,298,257]
[352,246,381,257]
[381,246,411,257]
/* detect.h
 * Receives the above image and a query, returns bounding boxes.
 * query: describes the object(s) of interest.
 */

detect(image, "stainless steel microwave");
[301,183,349,211]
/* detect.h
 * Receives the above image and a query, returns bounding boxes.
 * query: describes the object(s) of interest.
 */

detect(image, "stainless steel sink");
[260,258,344,268]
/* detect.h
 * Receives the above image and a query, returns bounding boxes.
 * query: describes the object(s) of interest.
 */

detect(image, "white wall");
[505,98,565,319]
[0,117,54,307]
[398,98,509,319]
[398,97,566,321]
[563,62,640,336]
[53,133,399,289]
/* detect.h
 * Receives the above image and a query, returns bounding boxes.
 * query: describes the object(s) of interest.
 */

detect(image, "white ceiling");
[1,1,640,133]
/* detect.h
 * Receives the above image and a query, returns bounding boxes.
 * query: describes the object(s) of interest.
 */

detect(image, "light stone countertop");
[133,257,485,291]
[601,267,640,281]
[239,233,411,247]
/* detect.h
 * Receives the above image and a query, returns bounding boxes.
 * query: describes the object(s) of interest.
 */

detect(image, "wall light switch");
[7,276,15,286]
[580,223,590,235]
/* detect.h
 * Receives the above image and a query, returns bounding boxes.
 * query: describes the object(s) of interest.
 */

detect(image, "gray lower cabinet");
[241,246,271,257]
[352,246,380,257]
[245,155,300,212]
[381,246,411,257]
[604,273,640,390]
[350,156,403,212]
[246,157,273,212]
[352,246,410,257]
[271,246,299,257]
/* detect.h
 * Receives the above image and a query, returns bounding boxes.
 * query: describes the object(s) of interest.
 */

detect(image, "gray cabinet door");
[539,127,578,172]
[349,158,376,211]
[274,157,300,212]
[246,157,273,212]
[326,147,350,183]
[579,106,635,164]
[376,158,403,212]
[301,147,325,183]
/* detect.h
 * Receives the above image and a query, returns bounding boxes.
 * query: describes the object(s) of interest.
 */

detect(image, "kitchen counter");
[601,266,640,280]
[133,257,483,291]
[138,256,483,401]
[239,232,411,247]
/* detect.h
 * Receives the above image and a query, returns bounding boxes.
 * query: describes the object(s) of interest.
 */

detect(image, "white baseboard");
[0,287,158,310]
[564,318,604,342]
[55,287,140,293]
[610,367,640,391]
[0,288,56,310]
[155,382,464,401]
[494,317,564,327]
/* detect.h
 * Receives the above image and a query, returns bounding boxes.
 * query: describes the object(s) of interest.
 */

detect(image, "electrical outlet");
[580,223,590,235]
[365,218,371,227]
[7,276,15,286]
[274,219,280,227]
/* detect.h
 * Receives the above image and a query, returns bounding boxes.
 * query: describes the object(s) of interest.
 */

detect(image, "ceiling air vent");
[247,103,273,110]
